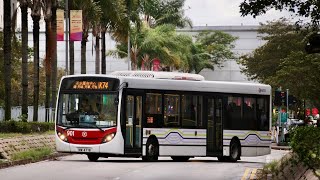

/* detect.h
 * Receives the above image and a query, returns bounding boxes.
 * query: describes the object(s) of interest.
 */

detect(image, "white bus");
[55,71,272,162]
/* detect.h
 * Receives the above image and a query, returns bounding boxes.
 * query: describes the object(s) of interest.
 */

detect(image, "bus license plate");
[77,147,92,152]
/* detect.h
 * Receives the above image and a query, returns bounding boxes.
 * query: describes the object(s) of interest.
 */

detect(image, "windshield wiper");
[80,123,104,132]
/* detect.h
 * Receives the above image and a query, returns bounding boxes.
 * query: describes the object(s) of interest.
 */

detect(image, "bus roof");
[61,71,271,95]
[110,71,205,81]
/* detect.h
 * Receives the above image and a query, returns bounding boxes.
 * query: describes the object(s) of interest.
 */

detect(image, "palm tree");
[31,0,42,122]
[3,0,12,120]
[42,0,53,122]
[51,0,58,113]
[68,0,75,75]
[19,0,29,120]
[141,0,192,28]
[72,0,101,74]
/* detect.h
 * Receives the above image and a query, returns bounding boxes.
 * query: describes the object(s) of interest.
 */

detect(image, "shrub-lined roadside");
[0,121,54,133]
[256,126,320,179]
[0,133,69,169]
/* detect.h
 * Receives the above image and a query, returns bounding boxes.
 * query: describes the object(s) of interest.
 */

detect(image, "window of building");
[164,94,180,127]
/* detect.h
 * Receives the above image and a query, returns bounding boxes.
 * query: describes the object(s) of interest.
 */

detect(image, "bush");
[290,126,320,170]
[0,121,54,133]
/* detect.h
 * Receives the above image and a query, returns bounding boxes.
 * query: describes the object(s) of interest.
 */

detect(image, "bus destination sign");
[72,81,109,90]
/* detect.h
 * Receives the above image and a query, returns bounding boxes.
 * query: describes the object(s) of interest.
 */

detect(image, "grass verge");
[11,147,53,162]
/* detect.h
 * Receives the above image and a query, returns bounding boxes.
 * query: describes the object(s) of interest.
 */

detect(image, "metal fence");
[0,106,55,122]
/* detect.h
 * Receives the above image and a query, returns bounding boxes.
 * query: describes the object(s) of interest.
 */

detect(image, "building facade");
[177,26,265,82]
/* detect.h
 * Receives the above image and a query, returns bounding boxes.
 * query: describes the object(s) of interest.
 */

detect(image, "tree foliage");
[239,0,320,26]
[290,126,320,177]
[238,19,320,106]
[111,25,237,73]
[141,0,192,28]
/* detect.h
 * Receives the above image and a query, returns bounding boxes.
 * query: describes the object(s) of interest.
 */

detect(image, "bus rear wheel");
[143,140,158,161]
[171,156,190,162]
[229,139,241,162]
[87,154,99,162]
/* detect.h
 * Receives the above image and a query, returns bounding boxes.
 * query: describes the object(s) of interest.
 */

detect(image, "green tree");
[72,0,102,74]
[111,24,194,71]
[190,31,237,73]
[240,0,320,26]
[141,0,192,28]
[95,0,129,74]
[238,19,320,106]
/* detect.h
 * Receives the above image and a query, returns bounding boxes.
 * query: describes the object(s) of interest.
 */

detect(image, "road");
[0,150,287,180]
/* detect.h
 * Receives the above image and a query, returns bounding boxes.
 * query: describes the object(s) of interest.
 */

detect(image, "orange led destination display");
[72,81,109,90]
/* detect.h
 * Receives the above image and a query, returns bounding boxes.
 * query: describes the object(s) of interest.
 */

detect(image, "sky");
[184,0,300,26]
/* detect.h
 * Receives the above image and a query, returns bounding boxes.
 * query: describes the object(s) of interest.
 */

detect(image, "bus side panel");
[143,128,206,156]
[223,130,271,157]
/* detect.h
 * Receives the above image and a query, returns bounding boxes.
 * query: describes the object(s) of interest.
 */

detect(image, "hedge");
[0,121,54,133]
[290,126,320,175]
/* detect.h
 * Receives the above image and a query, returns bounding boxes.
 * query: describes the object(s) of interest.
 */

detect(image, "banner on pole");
[70,10,82,41]
[56,9,64,41]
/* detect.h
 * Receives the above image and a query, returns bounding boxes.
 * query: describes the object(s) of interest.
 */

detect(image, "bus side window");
[145,93,162,128]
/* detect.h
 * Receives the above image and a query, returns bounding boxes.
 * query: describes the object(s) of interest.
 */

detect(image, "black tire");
[229,139,241,162]
[171,156,190,162]
[217,156,228,162]
[87,154,99,162]
[143,139,159,161]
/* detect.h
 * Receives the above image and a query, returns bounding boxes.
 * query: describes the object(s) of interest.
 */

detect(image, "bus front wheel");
[229,139,241,162]
[87,154,99,162]
[143,140,158,161]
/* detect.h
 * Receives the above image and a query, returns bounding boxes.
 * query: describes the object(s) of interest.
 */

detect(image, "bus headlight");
[102,133,115,143]
[57,131,68,142]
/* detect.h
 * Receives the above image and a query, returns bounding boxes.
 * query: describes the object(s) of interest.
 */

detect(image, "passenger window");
[146,93,162,127]
[164,94,180,127]
[182,95,197,128]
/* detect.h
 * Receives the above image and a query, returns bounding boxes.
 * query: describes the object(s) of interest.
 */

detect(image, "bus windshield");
[57,93,118,128]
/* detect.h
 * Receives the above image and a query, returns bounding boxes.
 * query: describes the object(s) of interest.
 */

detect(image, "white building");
[178,26,265,82]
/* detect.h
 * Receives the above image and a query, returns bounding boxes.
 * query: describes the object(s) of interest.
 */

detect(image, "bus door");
[205,96,223,156]
[124,90,143,154]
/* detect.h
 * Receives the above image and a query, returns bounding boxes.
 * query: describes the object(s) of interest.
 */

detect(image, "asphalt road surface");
[0,150,288,180]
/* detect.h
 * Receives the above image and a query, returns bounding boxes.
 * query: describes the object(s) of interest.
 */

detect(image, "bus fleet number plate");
[77,147,92,152]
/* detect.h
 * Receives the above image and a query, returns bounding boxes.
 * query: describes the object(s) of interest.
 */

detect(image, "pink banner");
[70,10,82,41]
[56,9,64,41]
